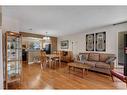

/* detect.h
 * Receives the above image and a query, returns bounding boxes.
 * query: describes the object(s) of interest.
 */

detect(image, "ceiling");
[3,6,127,37]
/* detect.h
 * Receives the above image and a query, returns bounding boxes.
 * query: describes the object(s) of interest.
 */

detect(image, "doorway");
[118,32,125,66]
[118,32,127,75]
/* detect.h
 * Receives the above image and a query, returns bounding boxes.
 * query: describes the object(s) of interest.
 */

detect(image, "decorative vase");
[11,43,14,49]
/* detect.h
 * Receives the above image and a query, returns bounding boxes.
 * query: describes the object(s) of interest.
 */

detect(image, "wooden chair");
[52,51,61,68]
[40,51,49,70]
[52,51,57,54]
[110,70,127,87]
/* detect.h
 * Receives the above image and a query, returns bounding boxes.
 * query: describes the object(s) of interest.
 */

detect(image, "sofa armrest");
[109,62,114,69]
[106,57,116,63]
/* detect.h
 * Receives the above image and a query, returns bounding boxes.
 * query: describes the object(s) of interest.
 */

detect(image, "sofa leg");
[110,71,114,82]
[68,66,70,73]
[110,74,114,82]
[126,79,127,87]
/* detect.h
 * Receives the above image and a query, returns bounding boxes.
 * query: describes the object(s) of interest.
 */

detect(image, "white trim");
[0,30,3,89]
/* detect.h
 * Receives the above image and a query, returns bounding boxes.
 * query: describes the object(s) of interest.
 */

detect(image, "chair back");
[40,51,47,63]
[52,51,57,55]
[53,51,62,61]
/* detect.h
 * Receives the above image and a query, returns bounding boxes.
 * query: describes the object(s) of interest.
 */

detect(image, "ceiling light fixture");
[43,32,50,43]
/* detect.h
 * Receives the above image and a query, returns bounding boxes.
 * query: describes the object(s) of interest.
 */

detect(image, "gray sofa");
[75,52,116,75]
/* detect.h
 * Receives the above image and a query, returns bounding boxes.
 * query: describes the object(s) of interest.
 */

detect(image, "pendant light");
[43,32,50,43]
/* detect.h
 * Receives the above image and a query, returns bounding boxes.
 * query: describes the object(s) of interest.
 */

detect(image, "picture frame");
[95,32,106,51]
[61,40,69,49]
[86,33,94,51]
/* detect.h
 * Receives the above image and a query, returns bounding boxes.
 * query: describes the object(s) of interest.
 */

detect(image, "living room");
[0,4,127,92]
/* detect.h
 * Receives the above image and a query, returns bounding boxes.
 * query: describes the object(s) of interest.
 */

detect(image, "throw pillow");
[80,54,86,64]
[75,54,88,64]
[79,54,82,61]
[76,55,80,61]
[106,57,116,64]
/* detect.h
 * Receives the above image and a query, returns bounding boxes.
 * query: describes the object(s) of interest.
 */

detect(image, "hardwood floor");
[7,62,127,89]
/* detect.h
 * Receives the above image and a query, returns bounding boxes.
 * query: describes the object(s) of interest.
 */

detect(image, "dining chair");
[40,51,49,70]
[52,51,57,54]
[52,51,61,68]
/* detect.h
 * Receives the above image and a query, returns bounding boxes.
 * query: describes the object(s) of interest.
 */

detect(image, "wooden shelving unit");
[5,31,22,89]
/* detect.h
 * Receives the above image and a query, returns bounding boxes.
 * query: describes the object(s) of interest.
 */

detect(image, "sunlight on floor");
[43,84,54,89]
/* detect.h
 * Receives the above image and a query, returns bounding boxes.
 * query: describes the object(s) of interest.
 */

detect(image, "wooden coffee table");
[68,62,91,78]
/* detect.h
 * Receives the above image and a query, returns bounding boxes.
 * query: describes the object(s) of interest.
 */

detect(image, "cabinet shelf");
[5,31,22,89]
[7,76,21,83]
[7,40,20,42]
[7,60,22,62]
[7,48,22,50]
[7,68,21,72]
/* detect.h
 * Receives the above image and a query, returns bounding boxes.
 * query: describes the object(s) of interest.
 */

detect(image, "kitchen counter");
[28,50,41,64]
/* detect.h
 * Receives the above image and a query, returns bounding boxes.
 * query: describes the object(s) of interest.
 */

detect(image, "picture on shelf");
[11,43,15,49]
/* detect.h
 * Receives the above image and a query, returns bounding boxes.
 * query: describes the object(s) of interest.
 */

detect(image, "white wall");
[22,37,43,49]
[2,15,21,33]
[0,29,3,89]
[0,13,1,26]
[2,7,21,33]
[58,23,127,67]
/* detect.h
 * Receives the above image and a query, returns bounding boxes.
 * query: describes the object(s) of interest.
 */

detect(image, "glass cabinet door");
[6,33,22,82]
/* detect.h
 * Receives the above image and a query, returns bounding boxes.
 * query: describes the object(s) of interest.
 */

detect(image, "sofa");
[75,52,116,75]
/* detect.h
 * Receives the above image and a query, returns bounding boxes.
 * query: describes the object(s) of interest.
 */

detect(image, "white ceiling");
[3,6,127,37]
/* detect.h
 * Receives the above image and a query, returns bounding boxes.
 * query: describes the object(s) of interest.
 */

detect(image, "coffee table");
[68,62,91,78]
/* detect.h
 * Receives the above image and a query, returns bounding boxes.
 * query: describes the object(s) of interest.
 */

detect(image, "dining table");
[46,54,61,68]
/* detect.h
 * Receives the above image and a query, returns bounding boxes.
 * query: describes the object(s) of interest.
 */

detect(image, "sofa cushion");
[99,54,109,62]
[88,53,99,61]
[85,61,96,67]
[78,55,86,64]
[95,62,110,69]
[100,53,115,62]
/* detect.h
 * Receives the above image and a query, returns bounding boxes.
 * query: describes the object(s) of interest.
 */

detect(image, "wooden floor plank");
[7,62,127,89]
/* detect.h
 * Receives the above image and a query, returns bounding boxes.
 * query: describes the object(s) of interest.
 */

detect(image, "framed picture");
[95,32,106,51]
[86,34,94,51]
[61,40,69,49]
